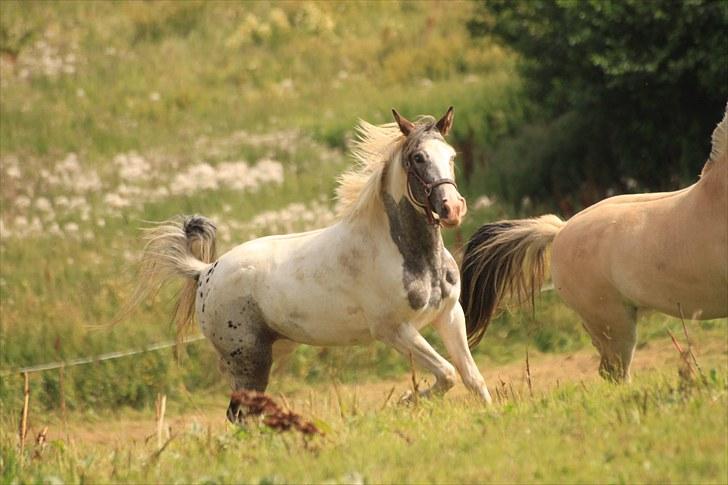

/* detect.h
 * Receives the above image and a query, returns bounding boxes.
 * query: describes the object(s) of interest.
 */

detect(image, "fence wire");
[0,335,206,377]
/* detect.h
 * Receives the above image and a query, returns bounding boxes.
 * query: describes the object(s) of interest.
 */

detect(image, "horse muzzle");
[432,185,467,228]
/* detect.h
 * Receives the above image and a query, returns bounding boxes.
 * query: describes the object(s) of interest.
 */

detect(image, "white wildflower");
[50,153,101,193]
[35,197,52,212]
[29,217,42,235]
[14,215,28,228]
[104,192,130,209]
[114,152,150,182]
[170,163,219,195]
[14,195,31,209]
[5,165,20,179]
[47,222,62,237]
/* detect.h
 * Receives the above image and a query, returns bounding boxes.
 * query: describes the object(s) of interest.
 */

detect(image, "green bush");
[469,0,728,210]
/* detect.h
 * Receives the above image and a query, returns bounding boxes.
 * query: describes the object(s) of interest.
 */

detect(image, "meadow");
[0,2,726,483]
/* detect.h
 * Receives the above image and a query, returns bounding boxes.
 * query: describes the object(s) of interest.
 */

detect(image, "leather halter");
[402,158,457,226]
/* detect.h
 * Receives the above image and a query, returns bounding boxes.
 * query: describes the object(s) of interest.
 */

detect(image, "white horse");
[461,104,727,381]
[132,108,492,420]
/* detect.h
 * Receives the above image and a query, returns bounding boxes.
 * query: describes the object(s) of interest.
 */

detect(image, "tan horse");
[461,104,727,381]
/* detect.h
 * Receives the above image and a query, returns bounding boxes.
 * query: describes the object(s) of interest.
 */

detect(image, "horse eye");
[413,153,425,164]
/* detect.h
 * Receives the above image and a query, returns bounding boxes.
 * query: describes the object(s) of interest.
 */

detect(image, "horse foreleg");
[371,321,458,398]
[432,302,492,403]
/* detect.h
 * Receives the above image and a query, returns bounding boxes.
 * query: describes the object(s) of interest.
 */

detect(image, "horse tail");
[126,215,217,340]
[460,214,566,348]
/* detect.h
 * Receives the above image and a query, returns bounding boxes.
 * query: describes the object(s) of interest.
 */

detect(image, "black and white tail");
[126,215,217,337]
[460,215,565,348]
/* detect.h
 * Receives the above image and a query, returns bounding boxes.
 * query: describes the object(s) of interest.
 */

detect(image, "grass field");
[1,2,726,483]
[2,329,726,483]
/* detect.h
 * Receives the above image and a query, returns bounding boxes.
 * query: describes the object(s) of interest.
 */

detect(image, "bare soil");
[47,331,727,447]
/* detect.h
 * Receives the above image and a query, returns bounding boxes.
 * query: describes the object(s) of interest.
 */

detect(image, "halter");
[402,158,457,226]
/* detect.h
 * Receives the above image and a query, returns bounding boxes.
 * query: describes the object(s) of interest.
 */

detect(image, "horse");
[131,108,493,420]
[460,104,727,381]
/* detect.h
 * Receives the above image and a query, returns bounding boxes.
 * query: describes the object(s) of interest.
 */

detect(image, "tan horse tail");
[122,215,217,340]
[460,214,566,348]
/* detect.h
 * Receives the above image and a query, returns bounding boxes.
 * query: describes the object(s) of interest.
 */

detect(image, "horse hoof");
[226,402,244,424]
[398,390,416,405]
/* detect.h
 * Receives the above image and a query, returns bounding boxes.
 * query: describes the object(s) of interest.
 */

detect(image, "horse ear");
[436,106,454,136]
[392,108,415,136]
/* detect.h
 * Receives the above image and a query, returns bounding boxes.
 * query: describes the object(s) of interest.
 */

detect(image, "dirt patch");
[47,331,727,446]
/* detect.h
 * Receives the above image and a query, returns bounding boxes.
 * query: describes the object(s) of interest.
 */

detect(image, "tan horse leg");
[574,300,638,382]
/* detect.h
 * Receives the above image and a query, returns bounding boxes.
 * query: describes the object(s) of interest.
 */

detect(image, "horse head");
[391,107,467,228]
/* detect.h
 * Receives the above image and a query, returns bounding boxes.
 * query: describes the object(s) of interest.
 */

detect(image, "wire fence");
[0,335,206,377]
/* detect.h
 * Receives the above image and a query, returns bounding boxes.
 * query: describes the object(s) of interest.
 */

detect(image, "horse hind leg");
[222,331,275,423]
[577,302,638,382]
[209,297,279,423]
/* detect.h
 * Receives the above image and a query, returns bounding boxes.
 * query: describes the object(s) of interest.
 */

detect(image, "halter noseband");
[402,158,457,226]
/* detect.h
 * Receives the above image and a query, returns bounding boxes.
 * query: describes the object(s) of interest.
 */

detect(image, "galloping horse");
[461,104,727,381]
[132,108,492,420]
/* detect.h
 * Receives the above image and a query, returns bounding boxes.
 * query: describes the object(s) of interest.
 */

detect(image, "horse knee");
[436,365,458,391]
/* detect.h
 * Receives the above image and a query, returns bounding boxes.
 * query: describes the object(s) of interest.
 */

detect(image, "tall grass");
[1,367,726,483]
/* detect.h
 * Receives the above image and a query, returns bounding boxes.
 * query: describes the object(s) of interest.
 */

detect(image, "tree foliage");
[469,0,728,211]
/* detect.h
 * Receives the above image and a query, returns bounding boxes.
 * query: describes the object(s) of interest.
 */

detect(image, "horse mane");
[704,103,727,175]
[335,116,436,221]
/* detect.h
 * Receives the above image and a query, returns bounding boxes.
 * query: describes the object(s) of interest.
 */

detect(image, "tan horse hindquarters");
[552,182,727,323]
[462,103,727,381]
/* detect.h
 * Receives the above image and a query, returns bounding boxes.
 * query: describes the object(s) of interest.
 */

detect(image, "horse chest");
[401,253,458,311]
[383,193,460,311]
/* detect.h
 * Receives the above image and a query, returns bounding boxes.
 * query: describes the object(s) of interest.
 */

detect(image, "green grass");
[2,368,726,483]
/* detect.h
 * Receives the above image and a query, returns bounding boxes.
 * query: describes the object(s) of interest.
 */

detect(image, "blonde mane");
[335,120,404,220]
[335,116,441,221]
[709,104,727,164]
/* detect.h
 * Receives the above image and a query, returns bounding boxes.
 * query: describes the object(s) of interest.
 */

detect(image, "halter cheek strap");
[403,159,457,226]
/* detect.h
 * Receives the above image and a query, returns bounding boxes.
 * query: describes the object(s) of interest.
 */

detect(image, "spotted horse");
[129,108,492,422]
